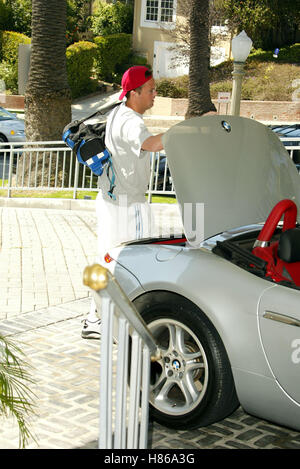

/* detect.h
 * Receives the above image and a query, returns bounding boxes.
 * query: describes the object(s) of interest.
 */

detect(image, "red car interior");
[252,199,300,286]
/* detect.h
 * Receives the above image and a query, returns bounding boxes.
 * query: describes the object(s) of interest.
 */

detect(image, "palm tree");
[186,0,216,118]
[0,334,36,448]
[25,0,71,141]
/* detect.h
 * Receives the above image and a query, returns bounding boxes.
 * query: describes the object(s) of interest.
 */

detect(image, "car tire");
[0,134,7,143]
[0,134,8,157]
[133,291,239,429]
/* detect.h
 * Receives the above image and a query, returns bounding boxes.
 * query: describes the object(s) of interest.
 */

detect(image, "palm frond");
[0,334,37,448]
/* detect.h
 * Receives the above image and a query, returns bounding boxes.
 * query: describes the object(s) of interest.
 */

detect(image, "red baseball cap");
[119,66,152,100]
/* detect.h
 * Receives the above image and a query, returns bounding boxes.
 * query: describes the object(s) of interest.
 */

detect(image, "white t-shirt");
[101,102,152,205]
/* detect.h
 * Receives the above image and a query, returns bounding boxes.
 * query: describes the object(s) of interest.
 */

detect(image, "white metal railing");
[0,141,176,200]
[0,141,101,199]
[0,137,299,200]
[83,264,160,449]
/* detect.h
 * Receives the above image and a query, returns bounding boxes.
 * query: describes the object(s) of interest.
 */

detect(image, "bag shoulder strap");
[75,101,121,126]
[105,101,121,201]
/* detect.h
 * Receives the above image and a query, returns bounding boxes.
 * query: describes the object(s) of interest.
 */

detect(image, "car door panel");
[258,285,300,404]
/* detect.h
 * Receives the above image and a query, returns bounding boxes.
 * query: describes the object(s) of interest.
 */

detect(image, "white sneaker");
[81,319,101,339]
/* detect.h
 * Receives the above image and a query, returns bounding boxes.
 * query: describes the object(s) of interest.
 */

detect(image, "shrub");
[156,76,189,98]
[155,43,300,101]
[209,55,300,101]
[0,61,18,94]
[126,55,149,67]
[0,0,32,36]
[249,43,300,64]
[0,30,31,65]
[91,1,133,36]
[210,59,234,83]
[210,80,232,99]
[0,1,14,32]
[0,31,30,94]
[115,54,151,83]
[66,41,98,98]
[93,33,132,82]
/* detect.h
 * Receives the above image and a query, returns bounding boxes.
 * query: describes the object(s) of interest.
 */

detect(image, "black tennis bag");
[62,102,120,199]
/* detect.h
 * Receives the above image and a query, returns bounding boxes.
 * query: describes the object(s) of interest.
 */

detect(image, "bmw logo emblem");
[221,120,231,132]
[172,360,180,371]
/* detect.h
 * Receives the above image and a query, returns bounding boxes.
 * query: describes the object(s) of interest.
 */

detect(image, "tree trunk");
[22,0,71,187]
[185,0,216,119]
[25,0,71,141]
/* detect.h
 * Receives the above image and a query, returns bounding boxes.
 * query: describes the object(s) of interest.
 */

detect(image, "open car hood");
[163,116,300,246]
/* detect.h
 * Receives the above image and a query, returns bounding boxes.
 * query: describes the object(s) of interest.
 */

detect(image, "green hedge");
[91,1,133,37]
[93,33,132,82]
[0,30,30,94]
[0,30,31,64]
[0,1,13,32]
[66,41,98,99]
[0,60,18,94]
[248,43,300,63]
[156,76,188,98]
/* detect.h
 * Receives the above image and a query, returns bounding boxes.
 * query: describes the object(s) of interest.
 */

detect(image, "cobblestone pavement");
[1,298,300,450]
[0,204,182,318]
[0,206,97,317]
[0,204,300,450]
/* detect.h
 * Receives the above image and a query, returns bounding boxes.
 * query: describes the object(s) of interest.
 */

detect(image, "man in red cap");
[118,65,163,149]
[82,66,165,339]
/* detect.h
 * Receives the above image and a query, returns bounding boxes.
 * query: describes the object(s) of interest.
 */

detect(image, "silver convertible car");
[104,116,300,432]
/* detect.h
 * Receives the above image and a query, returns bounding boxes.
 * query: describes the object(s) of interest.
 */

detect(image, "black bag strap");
[75,101,121,126]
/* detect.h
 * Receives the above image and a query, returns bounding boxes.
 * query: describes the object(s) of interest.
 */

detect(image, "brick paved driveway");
[0,205,299,450]
[0,299,300,450]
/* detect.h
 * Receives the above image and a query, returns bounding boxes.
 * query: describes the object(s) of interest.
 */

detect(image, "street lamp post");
[230,30,253,116]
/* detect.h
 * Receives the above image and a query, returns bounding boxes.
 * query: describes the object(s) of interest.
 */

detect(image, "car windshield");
[0,107,15,121]
[270,124,300,138]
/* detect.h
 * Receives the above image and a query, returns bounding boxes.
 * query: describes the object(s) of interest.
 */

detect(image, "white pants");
[95,192,152,261]
[88,192,153,319]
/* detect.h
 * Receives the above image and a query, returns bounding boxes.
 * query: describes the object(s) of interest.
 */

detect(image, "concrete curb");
[0,196,96,211]
[0,197,181,212]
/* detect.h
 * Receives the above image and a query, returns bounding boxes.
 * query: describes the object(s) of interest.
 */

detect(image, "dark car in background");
[269,124,300,169]
[152,153,173,191]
